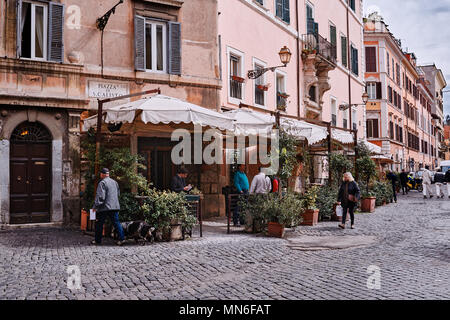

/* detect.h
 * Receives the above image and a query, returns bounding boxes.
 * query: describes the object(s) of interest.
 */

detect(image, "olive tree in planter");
[300,186,320,226]
[356,155,377,213]
[329,152,354,189]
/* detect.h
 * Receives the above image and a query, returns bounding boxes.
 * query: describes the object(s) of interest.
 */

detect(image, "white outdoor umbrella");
[83,94,235,131]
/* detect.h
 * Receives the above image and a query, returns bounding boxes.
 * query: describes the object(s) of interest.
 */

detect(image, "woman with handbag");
[336,172,360,229]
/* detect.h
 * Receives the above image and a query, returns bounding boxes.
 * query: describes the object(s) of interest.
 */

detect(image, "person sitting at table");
[171,167,192,193]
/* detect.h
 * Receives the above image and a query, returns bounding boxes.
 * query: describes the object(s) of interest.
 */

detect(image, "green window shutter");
[168,22,182,75]
[283,0,290,24]
[16,0,22,58]
[341,36,347,67]
[48,2,65,62]
[134,15,145,71]
[276,0,283,19]
[330,25,336,46]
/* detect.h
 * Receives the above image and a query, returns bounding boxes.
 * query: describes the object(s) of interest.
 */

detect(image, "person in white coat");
[249,167,272,194]
[422,166,434,199]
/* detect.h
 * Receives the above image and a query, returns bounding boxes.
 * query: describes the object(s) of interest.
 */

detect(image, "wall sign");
[88,81,129,99]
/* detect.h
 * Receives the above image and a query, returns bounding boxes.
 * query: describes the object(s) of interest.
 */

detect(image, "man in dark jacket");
[445,169,450,199]
[399,169,408,195]
[91,168,125,245]
[337,172,360,229]
[386,171,398,202]
[171,167,192,193]
[434,168,445,198]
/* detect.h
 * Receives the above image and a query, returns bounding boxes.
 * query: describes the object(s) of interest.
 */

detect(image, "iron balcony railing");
[301,33,337,64]
[230,77,243,100]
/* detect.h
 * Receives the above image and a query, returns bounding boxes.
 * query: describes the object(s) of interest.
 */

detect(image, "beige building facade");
[0,0,222,225]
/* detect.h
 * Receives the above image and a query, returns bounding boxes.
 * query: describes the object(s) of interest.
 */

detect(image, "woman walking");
[337,172,360,229]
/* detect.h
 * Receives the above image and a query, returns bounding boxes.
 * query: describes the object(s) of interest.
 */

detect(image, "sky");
[364,0,450,117]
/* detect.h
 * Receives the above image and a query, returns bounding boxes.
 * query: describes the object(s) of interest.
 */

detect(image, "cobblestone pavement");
[0,191,449,300]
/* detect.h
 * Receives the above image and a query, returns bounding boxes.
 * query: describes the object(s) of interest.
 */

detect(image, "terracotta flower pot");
[361,197,376,213]
[301,209,319,226]
[267,222,285,238]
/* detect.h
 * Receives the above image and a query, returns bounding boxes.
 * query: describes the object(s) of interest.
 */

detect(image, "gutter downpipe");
[296,0,301,118]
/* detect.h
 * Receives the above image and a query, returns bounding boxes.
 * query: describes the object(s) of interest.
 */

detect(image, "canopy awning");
[223,108,275,136]
[280,118,326,145]
[359,139,383,155]
[331,129,354,145]
[372,155,394,163]
[83,94,235,131]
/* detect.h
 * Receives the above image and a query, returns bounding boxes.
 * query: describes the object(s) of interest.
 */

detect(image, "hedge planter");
[267,222,285,238]
[361,197,376,213]
[300,209,319,226]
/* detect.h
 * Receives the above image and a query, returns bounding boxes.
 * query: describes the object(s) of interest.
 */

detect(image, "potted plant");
[300,186,320,226]
[264,193,303,237]
[142,189,196,242]
[355,143,377,213]
[231,75,245,83]
[360,189,376,213]
[315,185,338,221]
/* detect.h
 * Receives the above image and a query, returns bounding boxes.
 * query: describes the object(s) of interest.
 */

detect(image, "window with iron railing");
[332,114,337,126]
[254,65,265,106]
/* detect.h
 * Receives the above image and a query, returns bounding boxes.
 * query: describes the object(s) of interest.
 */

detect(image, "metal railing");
[301,33,337,64]
[230,78,243,99]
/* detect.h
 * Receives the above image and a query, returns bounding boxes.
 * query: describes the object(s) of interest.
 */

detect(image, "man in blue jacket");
[233,164,249,226]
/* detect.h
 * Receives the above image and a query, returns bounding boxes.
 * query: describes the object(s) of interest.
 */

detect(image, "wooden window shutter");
[365,47,376,72]
[168,22,182,75]
[366,120,372,137]
[48,2,65,62]
[376,82,382,99]
[16,0,22,58]
[373,119,379,138]
[134,15,145,71]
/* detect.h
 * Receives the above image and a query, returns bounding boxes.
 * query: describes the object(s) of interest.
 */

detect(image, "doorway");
[9,121,52,224]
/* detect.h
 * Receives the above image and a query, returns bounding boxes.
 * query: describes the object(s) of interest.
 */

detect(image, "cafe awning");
[83,94,235,131]
[360,139,383,155]
[223,108,275,136]
[280,118,326,145]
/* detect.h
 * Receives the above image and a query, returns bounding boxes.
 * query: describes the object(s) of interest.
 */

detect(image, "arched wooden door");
[10,122,52,224]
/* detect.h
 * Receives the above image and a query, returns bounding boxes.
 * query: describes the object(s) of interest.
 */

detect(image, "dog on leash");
[111,221,155,245]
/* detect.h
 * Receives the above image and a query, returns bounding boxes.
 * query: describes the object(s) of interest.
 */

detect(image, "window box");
[256,84,269,91]
[231,75,245,83]
[277,92,289,99]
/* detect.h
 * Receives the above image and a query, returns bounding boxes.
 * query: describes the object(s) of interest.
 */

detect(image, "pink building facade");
[218,0,366,183]
[218,0,365,136]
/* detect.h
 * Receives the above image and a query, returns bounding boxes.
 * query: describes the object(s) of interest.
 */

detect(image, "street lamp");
[248,46,292,79]
[339,92,369,111]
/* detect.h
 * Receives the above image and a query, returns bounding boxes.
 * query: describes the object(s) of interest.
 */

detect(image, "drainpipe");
[346,3,358,176]
[296,0,300,118]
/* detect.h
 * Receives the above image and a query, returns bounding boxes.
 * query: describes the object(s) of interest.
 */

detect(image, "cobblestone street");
[0,191,449,300]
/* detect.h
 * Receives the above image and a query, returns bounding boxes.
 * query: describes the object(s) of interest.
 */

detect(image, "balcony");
[301,33,337,64]
[300,33,336,120]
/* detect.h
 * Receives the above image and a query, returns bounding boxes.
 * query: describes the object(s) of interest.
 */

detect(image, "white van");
[438,160,450,173]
